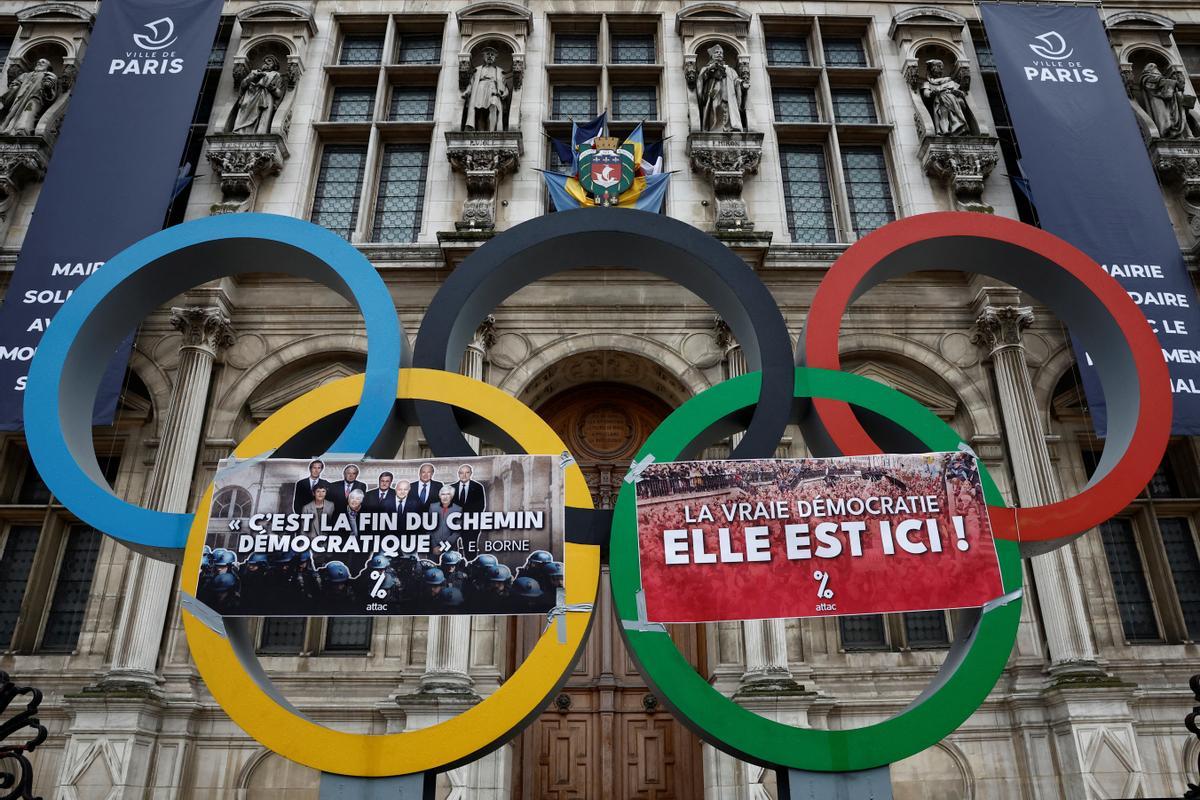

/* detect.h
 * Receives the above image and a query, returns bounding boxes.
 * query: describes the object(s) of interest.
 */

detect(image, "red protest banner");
[634,452,1003,624]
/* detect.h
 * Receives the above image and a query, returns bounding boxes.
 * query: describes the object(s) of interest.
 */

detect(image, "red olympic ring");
[801,212,1171,551]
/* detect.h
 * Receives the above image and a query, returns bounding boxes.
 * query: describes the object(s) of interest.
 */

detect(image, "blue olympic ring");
[24,213,404,560]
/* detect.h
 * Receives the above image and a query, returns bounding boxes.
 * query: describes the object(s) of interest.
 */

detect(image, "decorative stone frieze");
[445,131,522,231]
[919,135,1000,213]
[687,131,764,231]
[1148,138,1200,236]
[204,133,289,214]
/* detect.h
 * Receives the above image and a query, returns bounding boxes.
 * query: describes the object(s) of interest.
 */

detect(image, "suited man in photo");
[452,464,487,513]
[326,464,367,515]
[293,459,330,513]
[394,479,425,529]
[411,462,443,510]
[364,471,398,513]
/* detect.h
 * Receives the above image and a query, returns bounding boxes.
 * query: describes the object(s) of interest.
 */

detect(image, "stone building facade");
[0,1,1197,798]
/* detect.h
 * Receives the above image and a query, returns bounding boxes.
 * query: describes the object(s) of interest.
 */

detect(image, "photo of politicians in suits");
[200,455,563,617]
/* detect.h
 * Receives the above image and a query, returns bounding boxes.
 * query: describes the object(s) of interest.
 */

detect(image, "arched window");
[212,486,252,518]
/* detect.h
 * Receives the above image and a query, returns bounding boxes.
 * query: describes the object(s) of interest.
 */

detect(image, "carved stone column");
[204,133,289,214]
[1148,139,1200,240]
[445,131,522,231]
[715,320,801,693]
[920,135,1000,213]
[971,293,1100,673]
[459,316,496,455]
[688,132,765,231]
[103,307,234,687]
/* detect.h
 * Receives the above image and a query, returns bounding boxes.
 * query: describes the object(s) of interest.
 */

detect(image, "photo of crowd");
[198,455,565,617]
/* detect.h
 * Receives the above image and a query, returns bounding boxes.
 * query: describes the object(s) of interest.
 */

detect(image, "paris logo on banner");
[0,0,223,430]
[981,3,1200,435]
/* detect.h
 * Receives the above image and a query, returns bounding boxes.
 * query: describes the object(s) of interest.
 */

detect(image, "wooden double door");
[508,384,705,800]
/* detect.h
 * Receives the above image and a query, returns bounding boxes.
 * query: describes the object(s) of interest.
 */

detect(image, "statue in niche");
[233,54,286,135]
[461,46,509,132]
[920,59,975,136]
[0,58,59,136]
[697,44,746,132]
[1139,62,1196,139]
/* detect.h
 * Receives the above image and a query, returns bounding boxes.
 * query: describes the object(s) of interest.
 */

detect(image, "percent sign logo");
[813,570,834,599]
[370,570,388,599]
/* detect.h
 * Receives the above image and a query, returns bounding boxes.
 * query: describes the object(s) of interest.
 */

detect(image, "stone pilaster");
[103,307,235,687]
[970,291,1100,674]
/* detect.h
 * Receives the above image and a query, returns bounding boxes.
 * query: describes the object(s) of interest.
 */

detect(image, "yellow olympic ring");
[180,369,598,776]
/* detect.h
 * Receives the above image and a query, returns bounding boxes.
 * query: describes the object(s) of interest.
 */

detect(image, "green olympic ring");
[609,367,1023,772]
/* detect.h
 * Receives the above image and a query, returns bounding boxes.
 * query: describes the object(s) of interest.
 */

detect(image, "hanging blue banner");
[0,0,223,430]
[981,3,1200,435]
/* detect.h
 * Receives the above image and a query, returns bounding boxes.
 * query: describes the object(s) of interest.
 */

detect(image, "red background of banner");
[635,456,1004,624]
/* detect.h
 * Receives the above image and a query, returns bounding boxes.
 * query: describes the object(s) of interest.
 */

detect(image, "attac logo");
[132,17,177,51]
[110,16,184,76]
[1023,30,1097,84]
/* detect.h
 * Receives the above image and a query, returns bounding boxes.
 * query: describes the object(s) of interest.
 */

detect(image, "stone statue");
[1139,62,1196,139]
[0,59,59,136]
[920,59,975,136]
[233,54,286,135]
[697,44,746,133]
[461,47,509,132]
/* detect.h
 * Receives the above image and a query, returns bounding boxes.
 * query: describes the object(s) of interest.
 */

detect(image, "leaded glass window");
[552,86,597,119]
[260,618,306,653]
[1100,519,1160,640]
[397,35,440,64]
[823,37,867,67]
[390,88,436,121]
[766,36,810,66]
[340,34,384,65]
[325,617,373,651]
[329,87,375,122]
[975,38,995,70]
[0,526,39,648]
[841,147,895,237]
[904,612,950,647]
[40,527,101,652]
[780,145,835,242]
[772,88,818,122]
[17,461,50,504]
[839,615,887,650]
[611,34,655,64]
[371,144,428,243]
[311,145,367,239]
[832,88,877,123]
[1158,517,1200,639]
[207,28,229,68]
[612,86,656,119]
[555,35,597,64]
[1148,455,1182,498]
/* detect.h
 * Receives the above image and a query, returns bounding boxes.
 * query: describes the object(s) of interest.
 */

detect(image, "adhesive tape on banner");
[609,368,1022,772]
[181,369,598,777]
[798,212,1171,556]
[24,214,405,561]
[411,207,795,461]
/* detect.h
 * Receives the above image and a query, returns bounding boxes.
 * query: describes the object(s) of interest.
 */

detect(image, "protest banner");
[198,454,565,617]
[635,452,1003,623]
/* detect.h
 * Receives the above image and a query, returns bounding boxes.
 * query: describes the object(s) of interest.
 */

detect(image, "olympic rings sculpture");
[22,208,1171,776]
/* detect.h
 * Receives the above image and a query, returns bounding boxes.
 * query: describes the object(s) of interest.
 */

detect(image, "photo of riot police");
[199,454,564,617]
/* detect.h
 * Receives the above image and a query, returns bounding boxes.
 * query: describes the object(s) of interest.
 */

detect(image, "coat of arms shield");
[577,136,636,201]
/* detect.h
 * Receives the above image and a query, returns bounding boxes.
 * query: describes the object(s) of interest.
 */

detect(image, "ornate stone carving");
[204,132,288,214]
[445,131,521,231]
[919,135,1000,213]
[1135,63,1199,140]
[971,305,1034,354]
[0,135,49,220]
[169,306,236,355]
[0,58,58,136]
[460,47,510,132]
[688,131,764,231]
[1148,138,1200,236]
